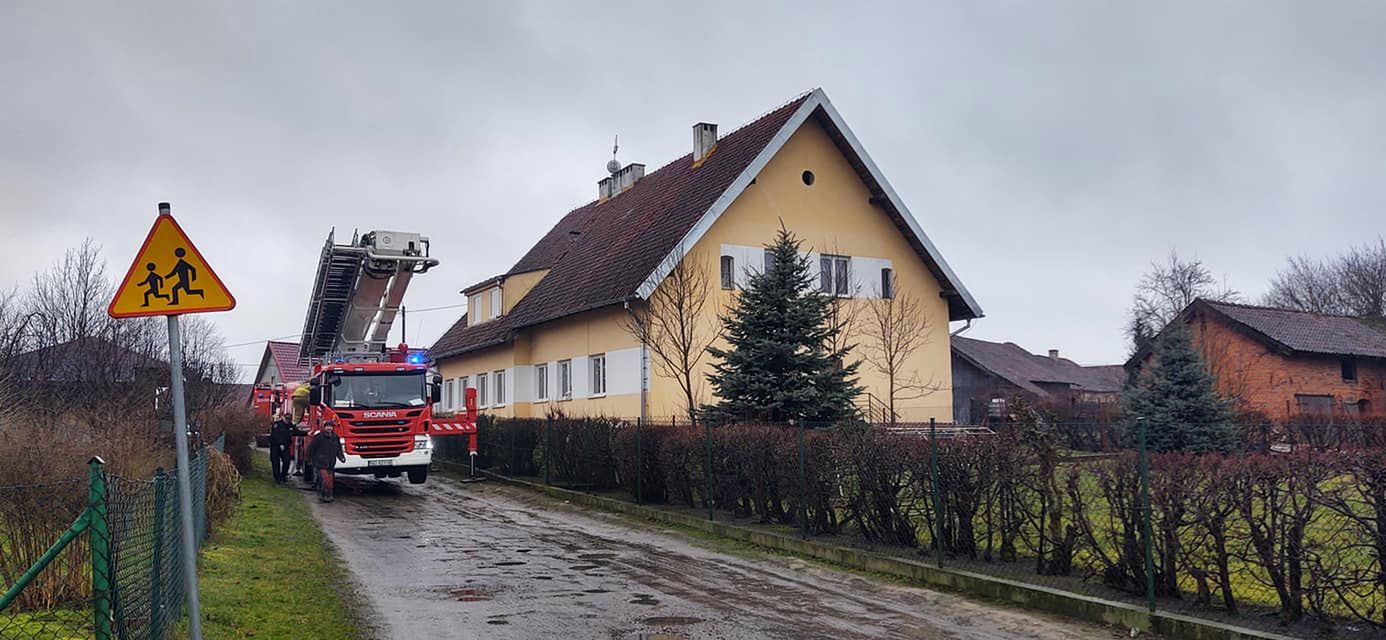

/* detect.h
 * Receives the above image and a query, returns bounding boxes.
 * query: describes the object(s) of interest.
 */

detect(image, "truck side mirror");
[431,382,442,404]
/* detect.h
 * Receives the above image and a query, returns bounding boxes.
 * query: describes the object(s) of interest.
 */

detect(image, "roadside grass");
[190,454,367,640]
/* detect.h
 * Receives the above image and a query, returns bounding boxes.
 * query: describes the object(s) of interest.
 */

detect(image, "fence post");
[929,418,943,568]
[635,418,643,505]
[88,456,113,640]
[544,416,552,485]
[705,419,713,521]
[149,468,167,640]
[1138,417,1156,613]
[797,421,807,540]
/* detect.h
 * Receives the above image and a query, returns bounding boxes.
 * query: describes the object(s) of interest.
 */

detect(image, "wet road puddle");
[582,588,611,594]
[450,587,492,602]
[641,616,701,626]
[579,552,617,560]
[494,560,526,566]
[634,634,687,640]
[629,594,659,606]
[570,564,601,571]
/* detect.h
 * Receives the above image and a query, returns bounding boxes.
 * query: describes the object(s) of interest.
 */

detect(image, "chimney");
[1048,349,1060,361]
[693,122,718,165]
[598,163,645,201]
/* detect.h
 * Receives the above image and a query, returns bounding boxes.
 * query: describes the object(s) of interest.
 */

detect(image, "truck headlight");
[414,435,432,450]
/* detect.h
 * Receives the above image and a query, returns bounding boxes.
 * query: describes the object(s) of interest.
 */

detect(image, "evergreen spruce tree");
[705,226,863,423]
[1123,324,1234,452]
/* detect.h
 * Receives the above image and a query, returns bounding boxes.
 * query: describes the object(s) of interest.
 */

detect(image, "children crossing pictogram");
[109,211,235,318]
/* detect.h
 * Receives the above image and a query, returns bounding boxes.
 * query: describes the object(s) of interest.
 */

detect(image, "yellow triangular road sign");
[108,214,236,318]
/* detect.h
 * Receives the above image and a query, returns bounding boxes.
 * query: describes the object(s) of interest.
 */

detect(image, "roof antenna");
[606,135,621,174]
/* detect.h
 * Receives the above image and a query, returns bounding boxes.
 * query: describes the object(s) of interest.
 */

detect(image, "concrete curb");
[479,470,1296,640]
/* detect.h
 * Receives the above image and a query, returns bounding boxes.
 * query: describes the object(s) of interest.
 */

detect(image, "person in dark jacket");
[268,414,294,484]
[306,420,346,502]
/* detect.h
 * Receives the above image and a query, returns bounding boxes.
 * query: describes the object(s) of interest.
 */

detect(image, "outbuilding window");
[1342,358,1358,382]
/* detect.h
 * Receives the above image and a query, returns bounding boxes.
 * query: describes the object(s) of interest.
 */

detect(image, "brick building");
[1128,299,1386,421]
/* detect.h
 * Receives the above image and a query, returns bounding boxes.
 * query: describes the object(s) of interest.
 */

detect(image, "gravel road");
[305,471,1125,639]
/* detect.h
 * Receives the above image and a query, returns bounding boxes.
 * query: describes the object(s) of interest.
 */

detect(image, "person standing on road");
[307,420,346,502]
[268,413,293,484]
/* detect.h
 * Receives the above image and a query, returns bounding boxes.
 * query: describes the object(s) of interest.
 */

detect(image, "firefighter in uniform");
[268,413,293,484]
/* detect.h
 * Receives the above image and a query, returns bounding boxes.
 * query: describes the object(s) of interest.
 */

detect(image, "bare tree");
[861,286,940,425]
[1335,238,1386,318]
[1128,251,1240,350]
[1263,238,1386,318]
[621,249,714,422]
[1264,256,1343,314]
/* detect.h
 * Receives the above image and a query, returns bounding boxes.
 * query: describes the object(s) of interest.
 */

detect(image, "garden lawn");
[192,455,367,640]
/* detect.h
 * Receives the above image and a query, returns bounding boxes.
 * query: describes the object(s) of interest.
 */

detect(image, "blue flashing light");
[407,353,425,364]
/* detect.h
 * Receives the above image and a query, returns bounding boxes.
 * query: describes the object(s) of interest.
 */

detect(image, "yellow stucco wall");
[501,270,548,315]
[437,116,956,423]
[650,118,954,422]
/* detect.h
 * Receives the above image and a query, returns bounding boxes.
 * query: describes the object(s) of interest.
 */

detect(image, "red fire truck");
[292,229,476,485]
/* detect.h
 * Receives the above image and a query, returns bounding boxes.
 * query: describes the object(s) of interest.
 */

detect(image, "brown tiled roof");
[431,94,811,360]
[952,336,1125,397]
[1201,300,1386,359]
[431,89,984,360]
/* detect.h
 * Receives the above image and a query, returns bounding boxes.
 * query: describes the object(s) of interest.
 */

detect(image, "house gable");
[636,88,982,322]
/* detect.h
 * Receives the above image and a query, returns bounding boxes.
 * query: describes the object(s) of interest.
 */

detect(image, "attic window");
[720,255,734,290]
[801,170,815,186]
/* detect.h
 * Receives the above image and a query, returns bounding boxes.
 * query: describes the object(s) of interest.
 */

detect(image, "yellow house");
[430,89,982,422]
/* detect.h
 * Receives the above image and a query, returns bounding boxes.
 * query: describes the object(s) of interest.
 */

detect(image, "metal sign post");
[166,313,204,640]
[108,201,235,640]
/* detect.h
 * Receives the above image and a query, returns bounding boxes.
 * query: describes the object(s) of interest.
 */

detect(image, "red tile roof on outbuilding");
[264,341,311,383]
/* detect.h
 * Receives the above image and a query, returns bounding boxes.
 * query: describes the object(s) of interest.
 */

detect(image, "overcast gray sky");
[4,1,1384,375]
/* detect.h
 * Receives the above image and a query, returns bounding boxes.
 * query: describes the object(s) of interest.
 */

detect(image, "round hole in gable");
[801,170,815,186]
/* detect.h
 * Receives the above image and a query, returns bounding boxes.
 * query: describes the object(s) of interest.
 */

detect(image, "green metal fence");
[0,446,213,640]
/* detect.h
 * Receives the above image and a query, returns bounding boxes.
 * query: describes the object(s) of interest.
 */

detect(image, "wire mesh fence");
[436,415,1386,639]
[0,446,214,640]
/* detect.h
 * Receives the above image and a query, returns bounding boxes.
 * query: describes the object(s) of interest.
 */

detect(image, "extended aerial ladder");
[291,229,477,484]
[299,229,439,363]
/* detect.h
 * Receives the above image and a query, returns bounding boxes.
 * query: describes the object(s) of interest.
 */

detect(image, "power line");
[219,302,466,351]
[223,333,301,349]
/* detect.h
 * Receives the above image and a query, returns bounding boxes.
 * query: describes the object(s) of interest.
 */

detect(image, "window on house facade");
[987,398,1007,419]
[490,288,502,319]
[494,370,506,406]
[881,268,894,299]
[591,354,606,396]
[476,373,488,408]
[443,379,455,410]
[720,255,734,290]
[535,363,548,401]
[1295,394,1334,416]
[558,359,572,399]
[820,254,850,296]
[469,294,482,323]
[763,249,774,275]
[460,376,469,408]
[1342,358,1358,382]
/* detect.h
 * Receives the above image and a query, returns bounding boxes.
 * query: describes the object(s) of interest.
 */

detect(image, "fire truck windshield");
[329,373,426,409]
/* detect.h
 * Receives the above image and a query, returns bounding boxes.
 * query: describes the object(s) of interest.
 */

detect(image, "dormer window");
[469,294,482,323]
[490,288,502,319]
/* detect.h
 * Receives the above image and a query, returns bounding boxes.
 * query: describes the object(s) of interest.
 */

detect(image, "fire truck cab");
[293,229,476,486]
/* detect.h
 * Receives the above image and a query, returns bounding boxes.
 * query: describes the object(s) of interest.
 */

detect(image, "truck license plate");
[367,460,393,467]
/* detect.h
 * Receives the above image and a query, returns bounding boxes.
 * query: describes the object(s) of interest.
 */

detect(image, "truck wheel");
[407,467,428,485]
